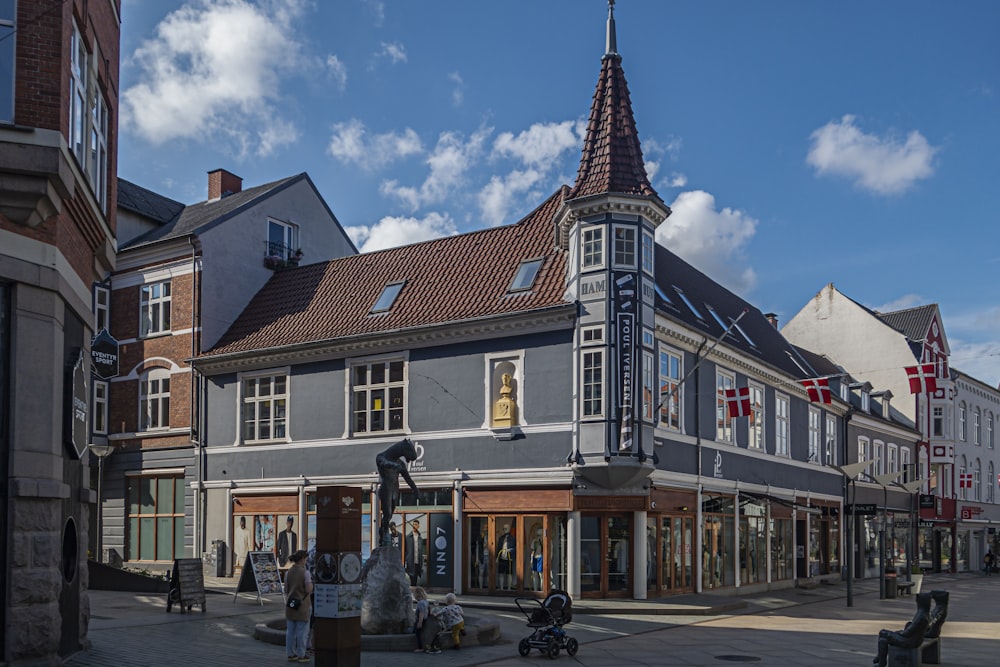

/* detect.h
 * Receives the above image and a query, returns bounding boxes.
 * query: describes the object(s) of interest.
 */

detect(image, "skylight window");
[673,287,704,320]
[371,281,405,313]
[509,258,544,292]
[707,306,730,332]
[654,283,673,304]
[732,320,757,348]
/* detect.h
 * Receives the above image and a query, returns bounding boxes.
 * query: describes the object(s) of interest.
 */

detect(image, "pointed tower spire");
[568,1,658,201]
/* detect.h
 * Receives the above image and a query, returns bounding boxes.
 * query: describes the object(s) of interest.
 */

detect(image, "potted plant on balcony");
[263,254,284,270]
[289,248,303,267]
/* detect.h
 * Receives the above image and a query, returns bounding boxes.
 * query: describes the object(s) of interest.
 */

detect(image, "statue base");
[360,546,414,635]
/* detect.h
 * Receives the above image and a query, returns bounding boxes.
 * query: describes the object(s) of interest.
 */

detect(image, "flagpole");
[654,308,749,418]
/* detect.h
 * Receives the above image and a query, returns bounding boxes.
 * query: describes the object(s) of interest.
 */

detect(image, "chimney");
[764,312,778,328]
[207,169,243,200]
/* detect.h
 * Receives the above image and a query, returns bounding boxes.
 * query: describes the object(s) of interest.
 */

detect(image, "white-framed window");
[139,369,170,431]
[861,390,870,412]
[351,358,406,434]
[888,443,898,474]
[90,90,108,212]
[613,225,636,268]
[901,447,912,483]
[748,383,764,449]
[267,218,299,261]
[825,414,837,466]
[658,347,681,431]
[94,284,110,331]
[581,227,604,269]
[93,380,109,435]
[808,407,821,463]
[582,349,604,418]
[988,462,996,503]
[974,408,981,445]
[988,412,995,449]
[70,20,88,166]
[959,402,967,441]
[775,393,789,456]
[0,3,13,124]
[642,328,654,348]
[140,281,171,337]
[974,459,982,502]
[241,372,288,443]
[858,437,872,481]
[716,369,734,444]
[959,457,968,501]
[932,405,945,437]
[581,325,604,344]
[641,232,654,275]
[874,440,885,476]
[642,351,655,421]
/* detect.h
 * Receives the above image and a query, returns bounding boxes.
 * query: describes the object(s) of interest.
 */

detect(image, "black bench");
[896,581,915,596]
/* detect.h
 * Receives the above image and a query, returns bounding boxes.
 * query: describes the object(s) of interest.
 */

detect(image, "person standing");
[277,516,298,567]
[406,519,424,586]
[411,587,435,653]
[985,549,995,576]
[284,550,312,662]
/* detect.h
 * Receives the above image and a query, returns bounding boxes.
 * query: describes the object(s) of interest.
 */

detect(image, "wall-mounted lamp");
[677,506,689,512]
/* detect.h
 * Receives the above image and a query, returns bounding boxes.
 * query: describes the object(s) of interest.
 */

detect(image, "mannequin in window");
[492,373,518,428]
[497,524,516,590]
[529,526,544,591]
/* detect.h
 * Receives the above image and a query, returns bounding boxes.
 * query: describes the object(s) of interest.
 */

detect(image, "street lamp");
[874,471,903,599]
[834,459,878,607]
[88,442,115,563]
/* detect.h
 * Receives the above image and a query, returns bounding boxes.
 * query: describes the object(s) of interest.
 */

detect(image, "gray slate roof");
[117,179,185,225]
[876,305,937,342]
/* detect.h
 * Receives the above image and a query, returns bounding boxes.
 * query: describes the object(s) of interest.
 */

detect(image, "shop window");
[241,372,288,443]
[351,358,406,434]
[127,475,185,562]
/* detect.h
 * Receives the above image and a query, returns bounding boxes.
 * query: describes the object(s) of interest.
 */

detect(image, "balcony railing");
[263,242,303,270]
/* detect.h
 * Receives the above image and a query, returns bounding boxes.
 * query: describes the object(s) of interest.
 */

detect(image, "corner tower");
[557,1,671,489]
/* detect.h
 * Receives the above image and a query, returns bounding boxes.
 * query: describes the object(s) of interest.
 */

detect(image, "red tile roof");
[568,54,658,201]
[206,188,572,357]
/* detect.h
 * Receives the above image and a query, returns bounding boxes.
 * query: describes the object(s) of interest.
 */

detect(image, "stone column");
[634,510,647,599]
[567,511,580,599]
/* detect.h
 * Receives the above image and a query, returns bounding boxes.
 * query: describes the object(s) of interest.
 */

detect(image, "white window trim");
[94,284,110,331]
[716,369,735,444]
[775,393,790,457]
[139,280,172,338]
[641,231,654,276]
[581,324,605,346]
[581,348,605,419]
[748,382,764,450]
[858,436,872,480]
[238,368,291,445]
[611,223,637,270]
[348,354,409,436]
[139,368,171,432]
[580,225,605,271]
[824,414,836,466]
[642,350,655,422]
[887,443,898,474]
[807,406,821,463]
[267,218,300,261]
[658,345,682,433]
[874,440,885,476]
[973,408,981,446]
[93,380,109,435]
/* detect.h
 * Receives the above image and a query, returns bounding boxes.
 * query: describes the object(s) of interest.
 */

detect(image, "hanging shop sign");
[90,328,119,380]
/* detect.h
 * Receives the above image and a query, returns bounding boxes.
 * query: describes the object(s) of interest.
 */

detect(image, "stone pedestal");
[360,546,414,635]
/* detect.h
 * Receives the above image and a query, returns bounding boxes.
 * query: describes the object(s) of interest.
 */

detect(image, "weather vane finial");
[606,0,618,55]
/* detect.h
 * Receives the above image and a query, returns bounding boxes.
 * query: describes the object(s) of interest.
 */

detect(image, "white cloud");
[449,72,464,107]
[807,115,938,195]
[644,136,683,161]
[657,190,758,295]
[328,119,423,171]
[870,294,927,314]
[378,41,407,65]
[666,172,688,188]
[644,160,660,182]
[381,127,492,210]
[121,0,308,157]
[363,0,385,26]
[345,212,458,253]
[478,169,544,227]
[492,120,585,170]
[949,338,1000,387]
[326,55,347,91]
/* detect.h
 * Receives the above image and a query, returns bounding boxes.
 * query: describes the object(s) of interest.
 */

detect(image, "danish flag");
[801,377,832,404]
[724,387,751,418]
[959,473,973,489]
[905,364,938,394]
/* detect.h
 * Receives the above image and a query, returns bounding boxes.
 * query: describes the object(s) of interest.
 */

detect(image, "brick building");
[0,0,121,662]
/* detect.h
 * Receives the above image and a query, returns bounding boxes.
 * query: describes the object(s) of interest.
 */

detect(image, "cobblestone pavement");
[66,573,998,666]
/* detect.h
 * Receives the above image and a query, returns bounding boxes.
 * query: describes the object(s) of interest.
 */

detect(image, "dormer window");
[861,390,870,412]
[509,258,544,292]
[372,281,405,313]
[267,218,299,261]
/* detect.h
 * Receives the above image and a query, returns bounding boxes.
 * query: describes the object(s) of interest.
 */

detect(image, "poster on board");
[233,551,282,605]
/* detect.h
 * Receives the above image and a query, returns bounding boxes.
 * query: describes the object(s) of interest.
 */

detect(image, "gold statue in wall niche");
[492,372,518,427]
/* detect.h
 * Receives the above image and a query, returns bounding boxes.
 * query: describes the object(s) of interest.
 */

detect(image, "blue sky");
[117,0,1000,384]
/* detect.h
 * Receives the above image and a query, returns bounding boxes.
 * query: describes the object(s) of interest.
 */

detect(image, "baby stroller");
[515,590,578,660]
